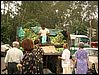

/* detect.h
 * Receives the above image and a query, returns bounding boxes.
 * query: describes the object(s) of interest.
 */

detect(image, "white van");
[70,34,90,47]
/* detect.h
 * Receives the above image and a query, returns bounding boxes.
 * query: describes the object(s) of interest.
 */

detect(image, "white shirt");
[39,28,49,36]
[4,47,23,64]
[61,49,70,67]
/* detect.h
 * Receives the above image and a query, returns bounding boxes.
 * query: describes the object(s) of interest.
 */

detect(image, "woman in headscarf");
[75,42,89,74]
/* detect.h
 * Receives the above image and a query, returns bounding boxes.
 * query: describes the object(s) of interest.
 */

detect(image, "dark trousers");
[37,63,43,74]
[8,62,18,74]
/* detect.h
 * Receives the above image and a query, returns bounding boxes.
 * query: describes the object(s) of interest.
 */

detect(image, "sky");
[1,1,22,17]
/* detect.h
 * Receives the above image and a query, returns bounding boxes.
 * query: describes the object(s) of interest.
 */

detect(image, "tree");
[1,1,98,44]
[1,1,22,44]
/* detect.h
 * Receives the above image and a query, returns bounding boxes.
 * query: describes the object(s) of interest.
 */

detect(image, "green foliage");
[1,1,98,44]
[56,48,63,52]
[31,26,40,34]
[73,22,87,35]
[51,32,64,44]
[23,28,38,41]
[23,19,40,29]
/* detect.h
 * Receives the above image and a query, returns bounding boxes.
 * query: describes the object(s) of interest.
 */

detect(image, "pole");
[66,24,71,50]
[89,20,91,47]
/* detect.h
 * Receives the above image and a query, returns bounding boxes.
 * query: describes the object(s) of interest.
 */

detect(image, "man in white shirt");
[4,41,23,74]
[38,24,50,44]
[58,43,71,74]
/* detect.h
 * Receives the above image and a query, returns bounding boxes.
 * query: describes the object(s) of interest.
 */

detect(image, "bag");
[42,35,47,44]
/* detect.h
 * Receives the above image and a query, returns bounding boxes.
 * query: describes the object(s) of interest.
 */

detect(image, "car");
[72,47,98,73]
[1,44,12,57]
[85,48,98,73]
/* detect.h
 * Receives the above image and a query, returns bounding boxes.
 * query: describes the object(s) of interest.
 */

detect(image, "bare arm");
[58,56,65,61]
[46,32,50,35]
[38,32,41,35]
[46,29,50,36]
[4,51,9,67]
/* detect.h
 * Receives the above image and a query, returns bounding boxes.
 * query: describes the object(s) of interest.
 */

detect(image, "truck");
[70,34,90,55]
[70,34,90,47]
[19,27,95,74]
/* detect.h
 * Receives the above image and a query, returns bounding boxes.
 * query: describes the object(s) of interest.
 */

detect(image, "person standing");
[20,39,36,74]
[19,39,44,74]
[38,24,50,44]
[75,42,89,74]
[4,41,23,74]
[61,28,71,50]
[33,39,44,74]
[58,43,71,74]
